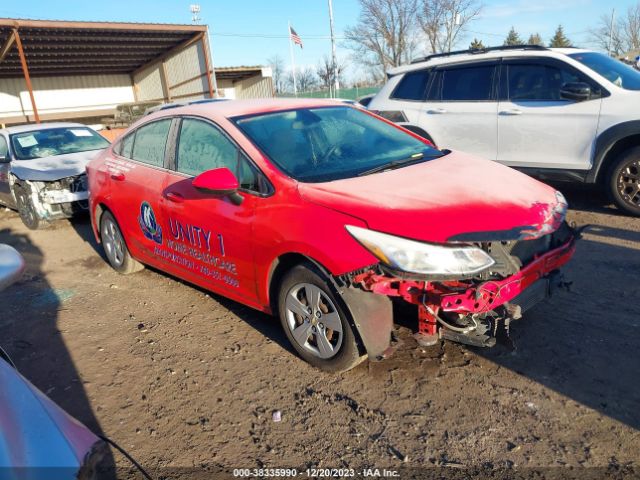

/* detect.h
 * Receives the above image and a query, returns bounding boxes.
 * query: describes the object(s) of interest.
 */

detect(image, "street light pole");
[327,0,339,96]
[607,8,616,56]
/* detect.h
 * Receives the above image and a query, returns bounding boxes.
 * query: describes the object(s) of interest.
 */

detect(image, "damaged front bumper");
[342,225,577,355]
[13,174,89,221]
[39,188,88,204]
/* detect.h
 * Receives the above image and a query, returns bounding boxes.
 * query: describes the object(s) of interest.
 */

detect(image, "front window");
[234,106,442,183]
[10,127,109,160]
[569,52,640,90]
[507,63,586,101]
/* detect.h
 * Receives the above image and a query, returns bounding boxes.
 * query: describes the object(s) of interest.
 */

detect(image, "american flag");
[289,26,303,49]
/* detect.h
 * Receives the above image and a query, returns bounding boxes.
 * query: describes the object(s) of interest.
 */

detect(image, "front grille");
[479,222,573,279]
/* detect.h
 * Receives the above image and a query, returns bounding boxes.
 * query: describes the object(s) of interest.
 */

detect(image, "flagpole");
[288,21,298,96]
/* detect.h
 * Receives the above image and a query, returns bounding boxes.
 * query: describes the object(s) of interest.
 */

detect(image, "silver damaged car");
[0,123,110,229]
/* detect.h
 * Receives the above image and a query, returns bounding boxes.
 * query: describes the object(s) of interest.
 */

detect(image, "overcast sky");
[1,0,637,81]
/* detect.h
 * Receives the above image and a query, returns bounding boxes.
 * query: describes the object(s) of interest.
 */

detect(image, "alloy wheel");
[617,159,640,208]
[102,217,125,267]
[284,283,343,359]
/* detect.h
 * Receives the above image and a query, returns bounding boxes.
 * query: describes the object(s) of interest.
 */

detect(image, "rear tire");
[277,263,365,373]
[608,146,640,216]
[13,184,44,230]
[100,210,143,274]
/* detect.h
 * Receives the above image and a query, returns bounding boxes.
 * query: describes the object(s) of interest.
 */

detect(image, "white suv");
[369,45,640,216]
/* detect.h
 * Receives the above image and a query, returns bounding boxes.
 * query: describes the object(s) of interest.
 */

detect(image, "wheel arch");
[266,252,394,360]
[267,252,332,315]
[590,121,640,183]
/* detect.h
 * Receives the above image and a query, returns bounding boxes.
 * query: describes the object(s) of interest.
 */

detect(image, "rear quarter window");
[391,70,431,101]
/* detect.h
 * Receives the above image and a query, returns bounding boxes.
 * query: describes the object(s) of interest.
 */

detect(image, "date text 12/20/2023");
[232,468,400,477]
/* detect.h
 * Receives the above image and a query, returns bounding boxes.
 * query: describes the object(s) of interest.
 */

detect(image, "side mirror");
[560,82,591,101]
[0,244,25,292]
[0,155,9,163]
[192,167,243,205]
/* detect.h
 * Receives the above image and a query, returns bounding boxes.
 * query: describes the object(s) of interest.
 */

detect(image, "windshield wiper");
[357,153,430,177]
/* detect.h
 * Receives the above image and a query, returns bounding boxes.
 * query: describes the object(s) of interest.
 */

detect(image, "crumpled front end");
[12,173,89,221]
[341,221,577,351]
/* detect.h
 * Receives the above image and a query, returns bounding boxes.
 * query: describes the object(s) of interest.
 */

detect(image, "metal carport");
[0,18,217,124]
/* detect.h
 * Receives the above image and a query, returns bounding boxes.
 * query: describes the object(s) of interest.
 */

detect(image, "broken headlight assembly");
[346,225,495,277]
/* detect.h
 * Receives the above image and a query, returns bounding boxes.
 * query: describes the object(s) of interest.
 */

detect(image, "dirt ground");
[1,183,639,479]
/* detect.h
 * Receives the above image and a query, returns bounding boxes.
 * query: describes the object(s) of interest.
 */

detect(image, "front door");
[161,117,260,304]
[496,59,602,170]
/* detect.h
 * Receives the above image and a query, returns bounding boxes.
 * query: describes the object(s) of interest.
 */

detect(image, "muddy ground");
[0,184,639,479]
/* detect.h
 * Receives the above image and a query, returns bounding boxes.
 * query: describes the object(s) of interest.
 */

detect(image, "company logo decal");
[138,201,163,244]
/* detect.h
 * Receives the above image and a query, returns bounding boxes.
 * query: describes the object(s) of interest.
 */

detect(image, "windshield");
[569,52,640,90]
[10,127,110,160]
[233,106,442,182]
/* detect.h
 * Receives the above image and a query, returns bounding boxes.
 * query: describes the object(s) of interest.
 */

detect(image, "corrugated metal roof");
[0,18,207,78]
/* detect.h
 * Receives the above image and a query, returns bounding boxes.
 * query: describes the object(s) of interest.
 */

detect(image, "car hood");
[298,152,567,243]
[10,150,103,182]
[0,358,98,469]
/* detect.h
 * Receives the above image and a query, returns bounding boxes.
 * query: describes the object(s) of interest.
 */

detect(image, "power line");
[211,32,347,40]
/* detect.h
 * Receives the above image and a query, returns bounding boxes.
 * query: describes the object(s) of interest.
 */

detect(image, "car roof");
[0,122,89,136]
[387,47,593,75]
[142,98,350,123]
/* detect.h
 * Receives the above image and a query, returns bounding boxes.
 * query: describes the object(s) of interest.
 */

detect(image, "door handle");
[110,172,125,181]
[165,191,184,203]
[499,109,523,116]
[427,108,447,114]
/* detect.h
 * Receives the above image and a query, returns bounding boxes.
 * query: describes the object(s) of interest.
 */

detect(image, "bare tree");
[267,55,286,94]
[344,0,419,77]
[589,13,624,56]
[316,55,346,91]
[417,0,483,54]
[589,5,640,56]
[621,3,640,52]
[287,67,318,93]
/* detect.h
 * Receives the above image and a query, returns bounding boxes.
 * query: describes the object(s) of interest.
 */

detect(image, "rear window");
[131,119,171,167]
[391,70,431,101]
[440,65,495,101]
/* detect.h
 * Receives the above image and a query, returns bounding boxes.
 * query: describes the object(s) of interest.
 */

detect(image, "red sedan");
[87,99,576,372]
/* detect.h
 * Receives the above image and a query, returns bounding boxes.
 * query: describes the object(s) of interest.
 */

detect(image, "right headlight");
[346,225,495,277]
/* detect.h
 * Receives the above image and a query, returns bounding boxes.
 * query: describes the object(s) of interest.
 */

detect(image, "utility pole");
[191,4,219,97]
[327,0,339,96]
[607,8,616,56]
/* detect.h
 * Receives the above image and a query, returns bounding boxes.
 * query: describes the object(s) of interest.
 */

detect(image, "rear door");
[419,61,499,159]
[496,58,602,169]
[0,135,12,206]
[108,118,173,266]
[160,116,263,304]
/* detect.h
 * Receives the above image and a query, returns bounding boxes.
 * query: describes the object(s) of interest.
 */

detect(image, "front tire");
[13,184,43,230]
[608,147,640,216]
[277,263,365,373]
[100,210,143,274]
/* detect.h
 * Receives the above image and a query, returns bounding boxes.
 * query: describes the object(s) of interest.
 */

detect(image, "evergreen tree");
[527,33,544,46]
[549,25,572,47]
[504,27,524,46]
[469,38,485,49]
